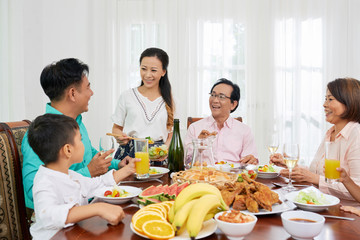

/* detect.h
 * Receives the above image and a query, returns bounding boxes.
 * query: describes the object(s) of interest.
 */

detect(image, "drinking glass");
[99,135,115,158]
[134,139,150,179]
[267,134,279,155]
[283,143,299,192]
[325,141,340,184]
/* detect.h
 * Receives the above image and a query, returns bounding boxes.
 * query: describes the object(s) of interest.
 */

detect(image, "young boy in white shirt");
[27,113,139,239]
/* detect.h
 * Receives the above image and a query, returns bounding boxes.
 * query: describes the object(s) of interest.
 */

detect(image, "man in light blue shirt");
[22,58,124,209]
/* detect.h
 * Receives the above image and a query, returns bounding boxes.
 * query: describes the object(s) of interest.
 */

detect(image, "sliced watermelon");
[166,183,178,200]
[176,182,190,196]
[139,185,164,200]
[137,198,148,206]
[145,198,162,205]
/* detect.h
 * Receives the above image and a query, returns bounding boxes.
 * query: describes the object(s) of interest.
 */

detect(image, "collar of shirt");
[208,115,234,130]
[46,102,83,125]
[325,121,357,141]
[38,165,72,181]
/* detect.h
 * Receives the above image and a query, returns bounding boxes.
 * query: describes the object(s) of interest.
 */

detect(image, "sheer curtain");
[114,0,360,164]
[2,0,360,164]
[0,0,25,120]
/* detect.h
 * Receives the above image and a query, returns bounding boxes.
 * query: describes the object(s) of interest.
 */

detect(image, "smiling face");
[323,89,347,125]
[209,83,237,120]
[74,75,94,113]
[140,56,166,89]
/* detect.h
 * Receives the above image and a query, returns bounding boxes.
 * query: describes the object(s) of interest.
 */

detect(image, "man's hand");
[88,149,115,177]
[240,155,258,164]
[269,153,287,168]
[97,203,125,225]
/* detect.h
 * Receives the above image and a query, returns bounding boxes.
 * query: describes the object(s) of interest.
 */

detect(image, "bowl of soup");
[281,210,325,239]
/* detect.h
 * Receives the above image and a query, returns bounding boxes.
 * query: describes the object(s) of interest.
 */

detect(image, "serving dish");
[94,186,142,204]
[285,187,340,212]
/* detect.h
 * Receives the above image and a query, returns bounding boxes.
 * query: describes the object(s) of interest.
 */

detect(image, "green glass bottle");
[168,119,184,173]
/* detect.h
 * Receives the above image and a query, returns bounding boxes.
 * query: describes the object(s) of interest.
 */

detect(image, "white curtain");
[1,0,360,164]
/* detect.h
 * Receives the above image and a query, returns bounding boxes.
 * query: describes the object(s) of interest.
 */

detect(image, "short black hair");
[28,114,79,165]
[40,58,89,101]
[210,78,240,113]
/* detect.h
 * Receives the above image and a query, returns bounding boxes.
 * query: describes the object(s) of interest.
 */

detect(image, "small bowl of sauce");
[289,218,317,223]
[281,211,325,239]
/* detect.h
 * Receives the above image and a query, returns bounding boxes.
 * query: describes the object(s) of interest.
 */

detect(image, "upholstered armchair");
[0,120,32,239]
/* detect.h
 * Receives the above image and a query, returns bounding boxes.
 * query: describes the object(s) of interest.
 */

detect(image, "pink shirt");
[185,116,257,164]
[309,121,360,201]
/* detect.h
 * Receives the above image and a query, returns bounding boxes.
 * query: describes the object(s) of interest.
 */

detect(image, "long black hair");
[140,48,174,130]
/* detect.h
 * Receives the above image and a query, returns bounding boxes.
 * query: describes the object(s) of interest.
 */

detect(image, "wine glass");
[99,135,115,158]
[282,143,299,192]
[267,134,279,155]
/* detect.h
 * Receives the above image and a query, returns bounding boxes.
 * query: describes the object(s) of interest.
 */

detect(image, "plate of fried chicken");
[218,173,296,215]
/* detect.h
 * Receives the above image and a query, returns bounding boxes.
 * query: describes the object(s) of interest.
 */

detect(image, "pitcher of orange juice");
[325,141,340,184]
[134,139,150,179]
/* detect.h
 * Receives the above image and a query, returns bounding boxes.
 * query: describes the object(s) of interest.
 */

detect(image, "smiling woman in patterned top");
[111,48,176,161]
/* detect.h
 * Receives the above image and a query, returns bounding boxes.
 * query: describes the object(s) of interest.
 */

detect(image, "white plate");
[241,190,296,215]
[285,187,340,212]
[149,167,170,179]
[130,219,217,239]
[94,186,142,204]
[257,165,282,179]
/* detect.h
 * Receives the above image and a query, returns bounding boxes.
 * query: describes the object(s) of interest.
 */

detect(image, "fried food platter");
[172,168,237,188]
[218,173,295,214]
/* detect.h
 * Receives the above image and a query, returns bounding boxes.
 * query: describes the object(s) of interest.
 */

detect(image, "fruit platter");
[131,183,227,239]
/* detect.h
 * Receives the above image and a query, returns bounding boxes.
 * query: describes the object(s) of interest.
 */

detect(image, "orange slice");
[132,211,164,225]
[133,214,165,234]
[142,220,175,240]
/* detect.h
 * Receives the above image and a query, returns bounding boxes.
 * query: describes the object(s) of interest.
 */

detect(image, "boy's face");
[71,129,85,164]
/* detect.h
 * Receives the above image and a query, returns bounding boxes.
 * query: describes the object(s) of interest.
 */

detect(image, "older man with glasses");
[185,78,258,165]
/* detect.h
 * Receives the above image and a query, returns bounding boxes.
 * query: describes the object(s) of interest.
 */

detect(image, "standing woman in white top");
[111,48,175,161]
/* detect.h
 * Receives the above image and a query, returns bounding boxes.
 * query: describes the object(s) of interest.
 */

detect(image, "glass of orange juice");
[325,141,340,184]
[134,139,150,179]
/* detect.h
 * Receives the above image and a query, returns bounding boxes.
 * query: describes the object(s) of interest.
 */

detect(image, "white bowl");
[215,211,257,240]
[94,186,142,204]
[281,210,325,240]
[285,187,340,212]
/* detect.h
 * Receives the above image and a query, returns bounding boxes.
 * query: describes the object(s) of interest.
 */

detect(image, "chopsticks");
[106,133,143,141]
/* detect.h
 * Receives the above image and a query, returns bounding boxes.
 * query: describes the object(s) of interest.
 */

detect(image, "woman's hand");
[269,153,287,168]
[280,166,319,185]
[337,167,352,184]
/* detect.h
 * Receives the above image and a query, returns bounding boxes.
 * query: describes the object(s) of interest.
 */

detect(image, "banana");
[172,199,198,234]
[186,194,221,239]
[168,203,175,223]
[174,183,228,212]
[203,207,222,221]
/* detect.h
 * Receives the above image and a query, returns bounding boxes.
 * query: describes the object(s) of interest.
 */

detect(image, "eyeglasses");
[209,93,231,101]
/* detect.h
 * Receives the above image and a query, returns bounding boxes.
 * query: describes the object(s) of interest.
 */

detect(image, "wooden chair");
[0,120,32,240]
[187,116,243,128]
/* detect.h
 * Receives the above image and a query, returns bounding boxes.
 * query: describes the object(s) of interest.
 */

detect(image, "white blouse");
[112,88,171,142]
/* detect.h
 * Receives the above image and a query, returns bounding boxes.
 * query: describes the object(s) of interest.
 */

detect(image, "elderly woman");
[271,78,360,201]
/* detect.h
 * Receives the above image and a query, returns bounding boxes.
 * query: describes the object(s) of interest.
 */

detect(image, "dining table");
[51,169,360,240]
